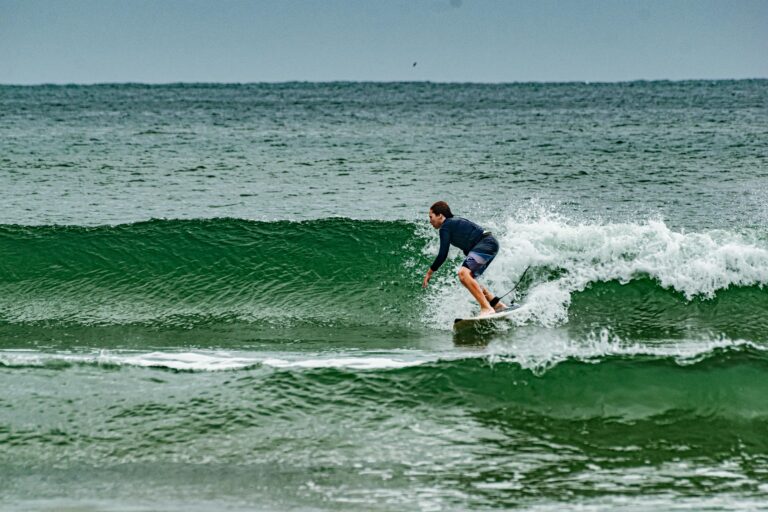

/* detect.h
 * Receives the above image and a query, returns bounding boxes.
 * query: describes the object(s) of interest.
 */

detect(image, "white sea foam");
[484,328,758,373]
[261,356,424,370]
[0,335,759,374]
[0,350,256,371]
[0,349,442,372]
[423,212,768,330]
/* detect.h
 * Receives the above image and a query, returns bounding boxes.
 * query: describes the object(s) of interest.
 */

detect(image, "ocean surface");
[1,81,767,511]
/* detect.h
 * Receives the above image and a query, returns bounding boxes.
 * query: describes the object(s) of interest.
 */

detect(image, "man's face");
[429,209,445,229]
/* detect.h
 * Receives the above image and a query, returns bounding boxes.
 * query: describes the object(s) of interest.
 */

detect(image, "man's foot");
[493,301,508,312]
[479,307,496,317]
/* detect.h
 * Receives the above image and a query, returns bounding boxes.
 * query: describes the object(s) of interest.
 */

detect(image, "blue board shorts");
[461,235,499,278]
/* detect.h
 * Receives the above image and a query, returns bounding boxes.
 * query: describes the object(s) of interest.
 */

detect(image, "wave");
[425,215,768,339]
[2,343,767,423]
[0,218,424,329]
[1,217,767,341]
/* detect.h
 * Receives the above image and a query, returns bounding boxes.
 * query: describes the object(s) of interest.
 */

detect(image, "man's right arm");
[429,227,450,272]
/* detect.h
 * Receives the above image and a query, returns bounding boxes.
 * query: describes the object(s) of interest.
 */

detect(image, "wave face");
[0,218,423,329]
[2,216,767,346]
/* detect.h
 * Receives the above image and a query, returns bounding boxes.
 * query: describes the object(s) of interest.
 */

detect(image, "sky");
[1,0,766,84]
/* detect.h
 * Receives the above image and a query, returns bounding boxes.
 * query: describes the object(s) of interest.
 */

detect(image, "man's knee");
[458,266,473,283]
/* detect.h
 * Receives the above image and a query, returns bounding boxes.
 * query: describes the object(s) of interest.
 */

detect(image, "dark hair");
[430,201,453,218]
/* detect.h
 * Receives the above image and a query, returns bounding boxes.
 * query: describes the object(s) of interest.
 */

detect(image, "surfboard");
[453,303,522,330]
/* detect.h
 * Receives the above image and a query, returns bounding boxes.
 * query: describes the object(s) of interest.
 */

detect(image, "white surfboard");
[453,303,522,330]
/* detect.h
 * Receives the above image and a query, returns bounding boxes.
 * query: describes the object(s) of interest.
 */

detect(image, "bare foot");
[479,308,496,317]
[493,302,508,312]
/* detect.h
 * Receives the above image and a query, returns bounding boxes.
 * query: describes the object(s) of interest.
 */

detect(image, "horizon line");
[2,77,767,87]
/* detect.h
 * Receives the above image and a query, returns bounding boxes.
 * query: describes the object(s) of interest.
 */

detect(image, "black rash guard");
[430,217,486,272]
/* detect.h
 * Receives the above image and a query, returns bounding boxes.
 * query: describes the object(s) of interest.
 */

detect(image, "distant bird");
[413,62,417,67]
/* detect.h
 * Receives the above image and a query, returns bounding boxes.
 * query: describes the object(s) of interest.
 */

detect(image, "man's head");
[429,201,453,228]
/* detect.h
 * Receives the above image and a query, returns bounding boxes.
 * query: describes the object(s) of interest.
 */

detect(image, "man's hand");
[422,269,433,289]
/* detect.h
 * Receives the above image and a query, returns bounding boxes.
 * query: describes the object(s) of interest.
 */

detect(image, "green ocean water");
[1,81,768,511]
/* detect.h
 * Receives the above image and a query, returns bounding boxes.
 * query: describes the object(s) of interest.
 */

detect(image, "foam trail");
[0,349,442,372]
[0,336,761,374]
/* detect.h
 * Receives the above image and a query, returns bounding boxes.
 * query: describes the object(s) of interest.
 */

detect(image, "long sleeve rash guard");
[429,217,486,272]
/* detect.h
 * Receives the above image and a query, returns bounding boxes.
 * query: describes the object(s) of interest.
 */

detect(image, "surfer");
[422,201,507,317]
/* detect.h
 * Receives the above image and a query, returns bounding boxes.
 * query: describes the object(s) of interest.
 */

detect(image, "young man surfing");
[422,201,507,317]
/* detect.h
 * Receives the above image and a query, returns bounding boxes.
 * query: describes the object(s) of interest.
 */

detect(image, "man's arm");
[423,227,450,288]
[430,226,450,271]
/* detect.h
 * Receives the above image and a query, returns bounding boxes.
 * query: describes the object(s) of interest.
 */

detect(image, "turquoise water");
[1,81,767,511]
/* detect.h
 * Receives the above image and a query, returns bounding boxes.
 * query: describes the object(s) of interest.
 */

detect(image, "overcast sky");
[1,0,766,84]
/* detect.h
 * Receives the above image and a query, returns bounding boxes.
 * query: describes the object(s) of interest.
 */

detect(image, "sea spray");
[423,215,768,334]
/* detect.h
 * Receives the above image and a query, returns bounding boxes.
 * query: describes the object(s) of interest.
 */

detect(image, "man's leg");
[458,267,495,316]
[480,285,507,311]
